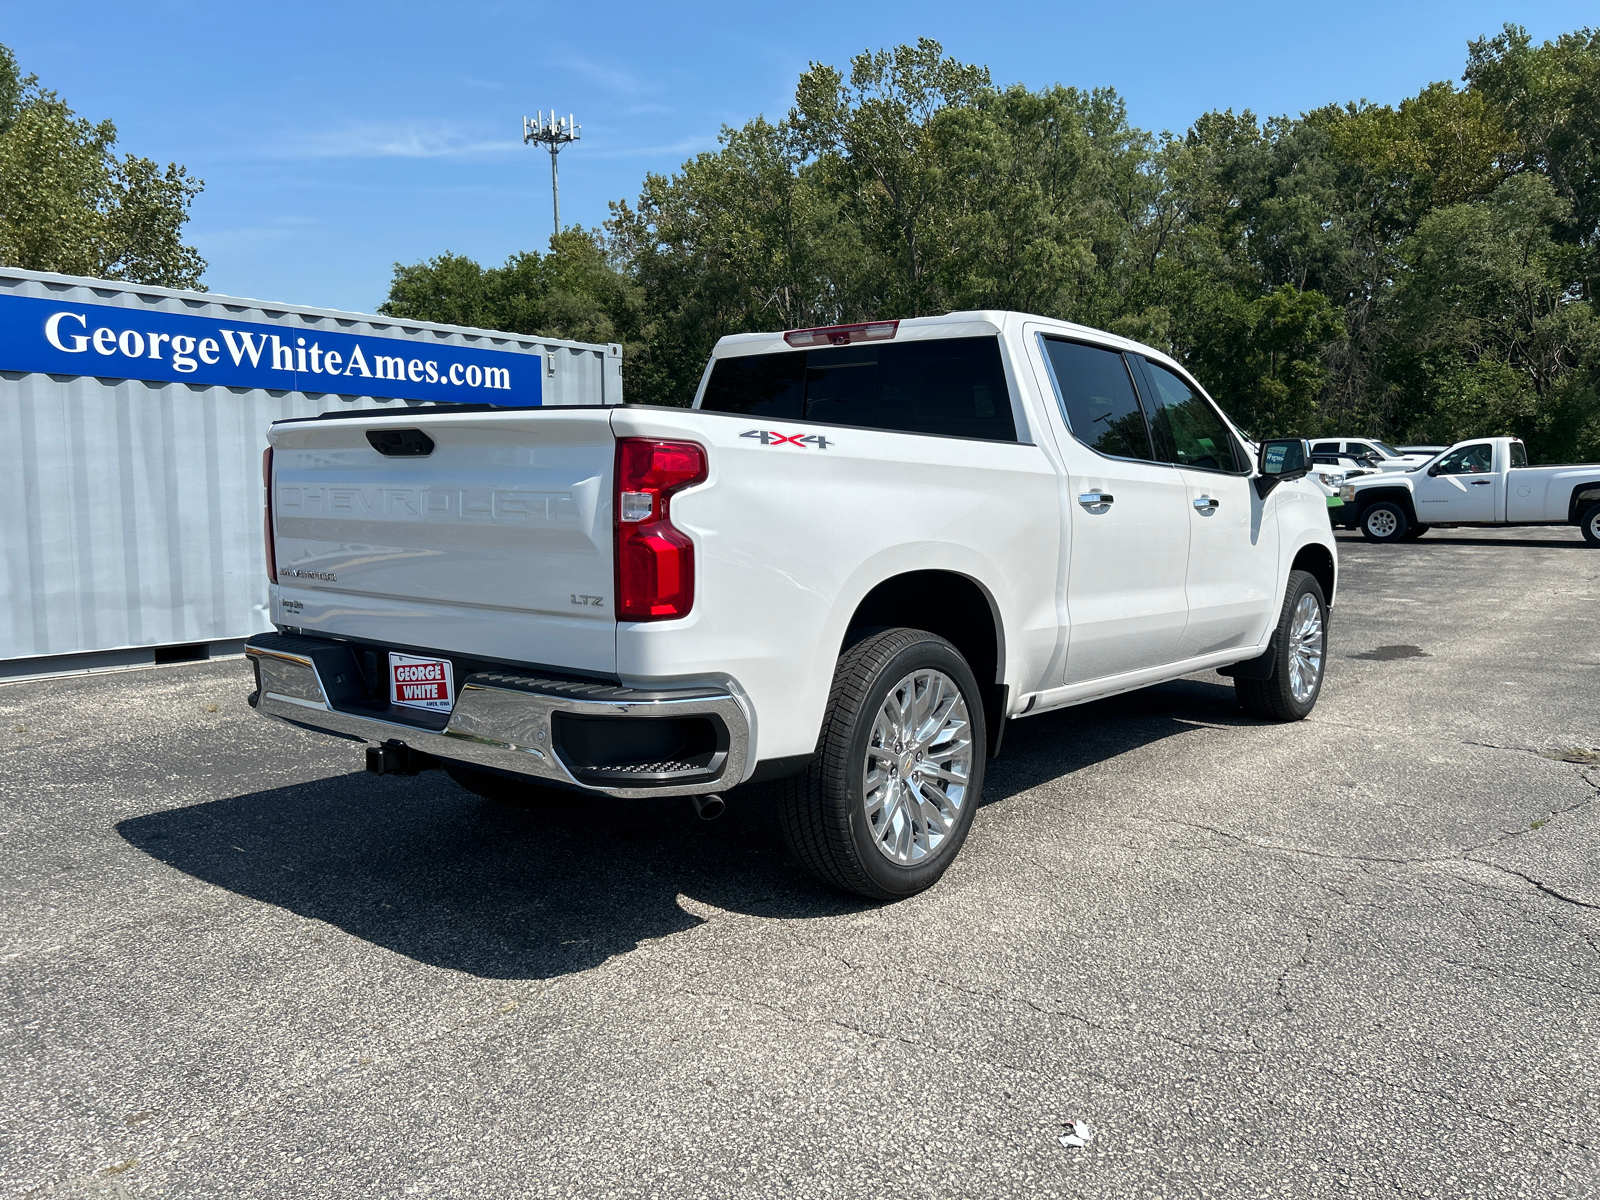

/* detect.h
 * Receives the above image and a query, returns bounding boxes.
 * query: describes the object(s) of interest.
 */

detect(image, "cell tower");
[522,111,581,240]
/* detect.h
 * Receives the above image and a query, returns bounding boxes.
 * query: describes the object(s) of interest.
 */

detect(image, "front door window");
[1434,443,1495,475]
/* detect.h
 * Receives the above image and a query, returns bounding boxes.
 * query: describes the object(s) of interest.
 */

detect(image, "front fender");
[1348,481,1419,525]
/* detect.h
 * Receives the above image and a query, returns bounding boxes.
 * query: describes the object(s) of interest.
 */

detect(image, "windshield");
[1373,441,1402,457]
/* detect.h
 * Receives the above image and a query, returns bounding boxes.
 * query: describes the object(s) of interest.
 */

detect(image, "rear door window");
[1311,441,1340,455]
[1510,441,1528,467]
[1039,337,1154,461]
[700,337,1016,442]
[1133,357,1244,473]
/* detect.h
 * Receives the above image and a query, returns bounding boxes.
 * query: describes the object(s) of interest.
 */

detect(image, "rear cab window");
[701,337,1017,442]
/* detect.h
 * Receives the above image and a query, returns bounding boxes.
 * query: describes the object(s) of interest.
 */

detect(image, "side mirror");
[1255,438,1310,497]
[1258,438,1309,480]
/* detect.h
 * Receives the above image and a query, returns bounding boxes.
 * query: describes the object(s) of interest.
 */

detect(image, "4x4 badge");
[741,429,831,449]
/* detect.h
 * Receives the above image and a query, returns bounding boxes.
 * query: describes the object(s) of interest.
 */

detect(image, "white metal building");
[0,267,623,681]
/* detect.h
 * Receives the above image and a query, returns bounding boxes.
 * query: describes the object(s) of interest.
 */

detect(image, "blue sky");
[3,1,1593,314]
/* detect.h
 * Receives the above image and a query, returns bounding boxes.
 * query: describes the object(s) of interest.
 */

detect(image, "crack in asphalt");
[694,945,1269,1060]
[1136,805,1600,915]
[1466,862,1600,912]
[1439,957,1600,998]
[1306,1064,1598,1155]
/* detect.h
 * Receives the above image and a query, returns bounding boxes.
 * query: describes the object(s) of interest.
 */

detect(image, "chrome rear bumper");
[246,634,748,799]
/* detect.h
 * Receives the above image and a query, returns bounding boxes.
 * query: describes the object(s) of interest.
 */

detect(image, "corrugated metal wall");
[1,268,624,665]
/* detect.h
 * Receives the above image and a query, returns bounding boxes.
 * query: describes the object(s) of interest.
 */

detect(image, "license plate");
[389,653,454,712]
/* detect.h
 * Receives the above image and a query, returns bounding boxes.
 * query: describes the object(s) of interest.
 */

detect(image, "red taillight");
[783,320,898,348]
[262,446,278,585]
[615,438,707,621]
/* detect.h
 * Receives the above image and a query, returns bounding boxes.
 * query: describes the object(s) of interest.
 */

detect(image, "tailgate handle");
[366,428,435,457]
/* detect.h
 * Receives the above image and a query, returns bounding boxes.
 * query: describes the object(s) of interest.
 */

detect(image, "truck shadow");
[117,677,1241,982]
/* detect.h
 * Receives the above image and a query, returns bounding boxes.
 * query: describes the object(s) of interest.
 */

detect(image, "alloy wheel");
[862,669,973,865]
[1287,593,1325,704]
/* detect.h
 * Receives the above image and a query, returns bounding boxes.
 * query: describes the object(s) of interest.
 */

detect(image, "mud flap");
[1217,638,1277,681]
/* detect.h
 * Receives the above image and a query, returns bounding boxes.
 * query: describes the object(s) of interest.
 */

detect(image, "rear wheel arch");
[1567,482,1600,523]
[845,570,1006,756]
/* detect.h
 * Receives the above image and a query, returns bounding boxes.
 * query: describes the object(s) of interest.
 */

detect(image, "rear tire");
[1359,501,1409,543]
[1236,570,1328,722]
[780,628,986,901]
[1581,502,1600,547]
[442,761,567,806]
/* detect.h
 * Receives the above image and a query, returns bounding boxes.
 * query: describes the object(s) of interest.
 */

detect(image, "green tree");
[379,229,652,396]
[1467,25,1600,268]
[792,39,993,315]
[1391,173,1596,454]
[0,43,205,288]
[607,115,863,404]
[387,27,1600,452]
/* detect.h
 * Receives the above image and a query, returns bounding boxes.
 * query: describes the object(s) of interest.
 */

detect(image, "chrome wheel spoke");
[916,692,957,746]
[913,784,951,834]
[916,775,960,823]
[910,674,936,734]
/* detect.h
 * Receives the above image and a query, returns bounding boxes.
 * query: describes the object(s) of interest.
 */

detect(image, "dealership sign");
[0,292,541,406]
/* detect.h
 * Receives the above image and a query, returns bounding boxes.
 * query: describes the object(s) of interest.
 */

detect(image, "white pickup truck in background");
[1340,436,1600,544]
[1309,451,1381,523]
[1311,437,1432,473]
[246,312,1338,899]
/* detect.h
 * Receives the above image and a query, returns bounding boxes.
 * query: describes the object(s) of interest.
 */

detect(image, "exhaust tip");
[690,793,725,821]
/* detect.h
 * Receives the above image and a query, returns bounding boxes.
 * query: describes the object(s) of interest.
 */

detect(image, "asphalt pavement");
[3,526,1597,1199]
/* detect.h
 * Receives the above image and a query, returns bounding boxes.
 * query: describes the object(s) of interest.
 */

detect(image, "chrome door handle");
[1193,496,1219,510]
[1469,479,1492,486]
[1078,492,1114,507]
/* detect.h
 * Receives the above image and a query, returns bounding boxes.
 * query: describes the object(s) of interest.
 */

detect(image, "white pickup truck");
[246,312,1338,899]
[1339,436,1600,545]
[1310,437,1431,473]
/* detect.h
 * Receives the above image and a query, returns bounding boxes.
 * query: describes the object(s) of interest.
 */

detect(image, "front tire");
[1401,523,1430,540]
[1581,502,1600,547]
[1359,501,1409,543]
[1236,570,1328,722]
[781,628,986,900]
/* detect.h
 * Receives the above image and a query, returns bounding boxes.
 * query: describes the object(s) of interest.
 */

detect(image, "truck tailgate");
[268,409,616,673]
